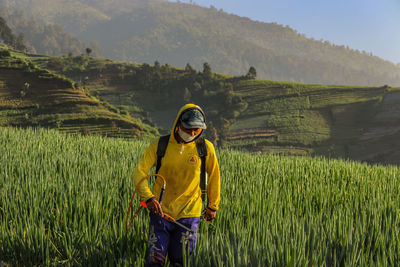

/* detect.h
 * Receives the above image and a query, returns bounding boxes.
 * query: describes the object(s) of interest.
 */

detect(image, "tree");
[16,33,27,51]
[0,17,14,44]
[86,47,92,57]
[185,63,195,73]
[0,16,26,51]
[202,62,212,80]
[246,66,257,79]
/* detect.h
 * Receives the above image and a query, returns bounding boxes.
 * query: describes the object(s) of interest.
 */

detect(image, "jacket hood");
[171,104,206,143]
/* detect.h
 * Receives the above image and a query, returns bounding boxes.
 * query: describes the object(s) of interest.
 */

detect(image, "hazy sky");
[171,0,400,65]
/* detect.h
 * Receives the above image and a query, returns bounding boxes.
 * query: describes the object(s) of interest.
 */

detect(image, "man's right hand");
[146,197,163,216]
[203,207,217,221]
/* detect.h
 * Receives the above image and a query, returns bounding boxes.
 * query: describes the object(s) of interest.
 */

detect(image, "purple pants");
[145,213,200,266]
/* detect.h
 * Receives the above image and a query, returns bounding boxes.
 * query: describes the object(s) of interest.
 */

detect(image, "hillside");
[230,80,400,165]
[28,52,400,165]
[2,0,400,86]
[0,45,157,137]
[2,46,400,165]
[0,7,103,57]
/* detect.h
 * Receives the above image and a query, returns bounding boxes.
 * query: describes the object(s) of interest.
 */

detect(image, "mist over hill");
[0,15,25,50]
[1,0,400,86]
[0,4,103,57]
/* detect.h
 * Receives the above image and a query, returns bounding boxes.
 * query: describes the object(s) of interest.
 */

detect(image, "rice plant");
[1,127,399,266]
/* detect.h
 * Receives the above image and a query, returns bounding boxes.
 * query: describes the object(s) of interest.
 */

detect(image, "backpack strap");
[196,137,208,202]
[156,135,170,174]
[156,134,208,202]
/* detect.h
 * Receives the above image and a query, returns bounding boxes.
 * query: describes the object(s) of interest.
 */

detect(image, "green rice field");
[1,127,399,266]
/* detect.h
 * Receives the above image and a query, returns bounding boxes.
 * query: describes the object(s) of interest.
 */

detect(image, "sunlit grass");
[1,127,399,266]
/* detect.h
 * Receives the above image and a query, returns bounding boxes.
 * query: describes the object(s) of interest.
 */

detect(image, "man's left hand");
[203,207,217,221]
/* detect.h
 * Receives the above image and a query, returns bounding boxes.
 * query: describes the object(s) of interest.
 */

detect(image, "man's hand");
[203,207,217,221]
[146,197,163,216]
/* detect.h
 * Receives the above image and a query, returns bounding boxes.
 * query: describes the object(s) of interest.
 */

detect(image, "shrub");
[0,49,11,57]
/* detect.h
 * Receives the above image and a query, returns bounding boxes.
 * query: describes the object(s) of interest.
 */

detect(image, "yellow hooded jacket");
[132,104,221,219]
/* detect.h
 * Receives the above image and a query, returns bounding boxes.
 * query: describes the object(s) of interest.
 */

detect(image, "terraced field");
[3,45,400,164]
[229,79,400,163]
[0,50,157,138]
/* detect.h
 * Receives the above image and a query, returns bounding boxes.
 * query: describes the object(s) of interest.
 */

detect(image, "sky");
[171,0,400,65]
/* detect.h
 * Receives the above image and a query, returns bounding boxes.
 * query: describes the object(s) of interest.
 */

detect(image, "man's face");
[179,124,202,137]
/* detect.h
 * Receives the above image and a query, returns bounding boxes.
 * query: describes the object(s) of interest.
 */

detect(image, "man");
[132,104,221,266]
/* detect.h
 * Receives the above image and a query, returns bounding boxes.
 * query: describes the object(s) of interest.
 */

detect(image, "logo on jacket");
[188,153,198,165]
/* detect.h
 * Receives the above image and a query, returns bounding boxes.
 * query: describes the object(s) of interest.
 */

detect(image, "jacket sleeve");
[205,140,221,211]
[132,139,158,202]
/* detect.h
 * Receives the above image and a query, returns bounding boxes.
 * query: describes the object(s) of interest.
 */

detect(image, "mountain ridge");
[2,0,399,86]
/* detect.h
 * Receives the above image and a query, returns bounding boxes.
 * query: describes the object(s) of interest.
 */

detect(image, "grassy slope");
[231,79,400,164]
[36,54,239,134]
[85,62,400,165]
[46,55,400,165]
[0,46,157,138]
[3,46,400,165]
